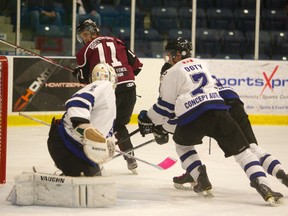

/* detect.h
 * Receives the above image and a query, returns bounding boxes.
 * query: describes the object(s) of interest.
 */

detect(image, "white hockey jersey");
[58,80,116,165]
[212,75,241,101]
[63,80,116,139]
[148,57,229,126]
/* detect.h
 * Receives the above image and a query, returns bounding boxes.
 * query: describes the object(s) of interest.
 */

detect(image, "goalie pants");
[47,118,101,177]
[114,87,136,153]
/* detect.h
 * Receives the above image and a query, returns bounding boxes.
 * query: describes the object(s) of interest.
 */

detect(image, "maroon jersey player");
[74,19,143,172]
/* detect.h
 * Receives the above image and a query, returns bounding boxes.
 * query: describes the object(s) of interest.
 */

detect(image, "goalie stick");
[19,113,177,170]
[19,113,140,142]
[0,39,73,73]
[19,112,50,126]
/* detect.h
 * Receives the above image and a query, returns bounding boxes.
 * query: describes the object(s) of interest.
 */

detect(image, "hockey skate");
[125,155,138,175]
[276,170,288,188]
[250,178,284,205]
[193,165,213,198]
[173,171,196,190]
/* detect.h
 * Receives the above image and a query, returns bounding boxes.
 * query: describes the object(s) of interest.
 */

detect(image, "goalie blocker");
[7,172,116,208]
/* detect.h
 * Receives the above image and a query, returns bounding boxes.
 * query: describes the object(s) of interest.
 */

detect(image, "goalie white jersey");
[148,57,229,126]
[63,80,116,139]
[58,80,116,165]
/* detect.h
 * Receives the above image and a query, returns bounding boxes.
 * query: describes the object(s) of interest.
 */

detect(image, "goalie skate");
[173,172,196,190]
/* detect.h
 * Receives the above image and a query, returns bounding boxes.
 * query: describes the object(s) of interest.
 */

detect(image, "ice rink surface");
[1,124,288,216]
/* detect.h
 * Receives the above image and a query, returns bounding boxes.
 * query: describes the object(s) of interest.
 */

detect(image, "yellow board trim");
[8,113,288,127]
[248,115,288,125]
[8,114,63,127]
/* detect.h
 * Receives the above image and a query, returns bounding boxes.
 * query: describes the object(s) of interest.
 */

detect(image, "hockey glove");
[153,125,169,145]
[138,110,154,137]
[83,139,115,164]
[73,68,87,84]
[76,123,106,142]
[76,124,112,164]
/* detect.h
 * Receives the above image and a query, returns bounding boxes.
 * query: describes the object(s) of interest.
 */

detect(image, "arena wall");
[4,56,288,126]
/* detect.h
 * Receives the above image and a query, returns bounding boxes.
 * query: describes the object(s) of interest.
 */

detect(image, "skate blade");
[32,166,37,173]
[275,197,285,205]
[267,197,285,206]
[131,169,138,175]
[267,197,276,206]
[174,183,195,191]
[197,190,214,198]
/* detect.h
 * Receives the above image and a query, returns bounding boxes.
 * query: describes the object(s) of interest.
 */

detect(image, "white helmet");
[90,63,117,89]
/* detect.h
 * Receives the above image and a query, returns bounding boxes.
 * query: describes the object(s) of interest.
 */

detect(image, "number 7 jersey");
[148,57,229,126]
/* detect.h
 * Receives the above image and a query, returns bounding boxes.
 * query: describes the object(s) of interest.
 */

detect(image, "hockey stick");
[18,113,176,170]
[19,113,140,144]
[19,112,140,145]
[19,112,50,126]
[112,138,155,159]
[18,113,141,148]
[0,39,73,73]
[114,149,177,170]
[115,128,140,145]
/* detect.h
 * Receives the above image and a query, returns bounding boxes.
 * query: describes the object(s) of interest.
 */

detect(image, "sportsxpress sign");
[211,60,288,114]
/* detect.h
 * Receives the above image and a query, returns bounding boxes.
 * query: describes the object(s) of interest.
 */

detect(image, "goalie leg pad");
[7,172,116,208]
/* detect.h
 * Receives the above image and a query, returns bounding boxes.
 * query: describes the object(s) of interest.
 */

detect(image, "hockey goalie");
[7,63,118,207]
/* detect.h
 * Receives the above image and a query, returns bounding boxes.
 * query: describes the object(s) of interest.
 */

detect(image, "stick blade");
[157,157,177,170]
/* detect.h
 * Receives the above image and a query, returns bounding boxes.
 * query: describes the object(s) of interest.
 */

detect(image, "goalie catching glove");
[76,124,115,164]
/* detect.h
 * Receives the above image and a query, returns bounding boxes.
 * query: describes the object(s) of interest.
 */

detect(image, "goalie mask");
[164,37,192,63]
[90,63,118,89]
[76,19,100,43]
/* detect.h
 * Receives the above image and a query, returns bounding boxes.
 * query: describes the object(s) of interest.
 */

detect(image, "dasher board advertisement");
[12,57,84,112]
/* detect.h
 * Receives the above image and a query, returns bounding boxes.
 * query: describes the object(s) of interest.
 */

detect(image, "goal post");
[0,56,8,184]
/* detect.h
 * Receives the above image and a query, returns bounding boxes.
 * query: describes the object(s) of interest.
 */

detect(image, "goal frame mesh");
[0,56,8,184]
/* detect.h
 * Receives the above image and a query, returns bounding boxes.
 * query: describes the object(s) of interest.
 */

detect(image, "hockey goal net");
[0,56,8,184]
